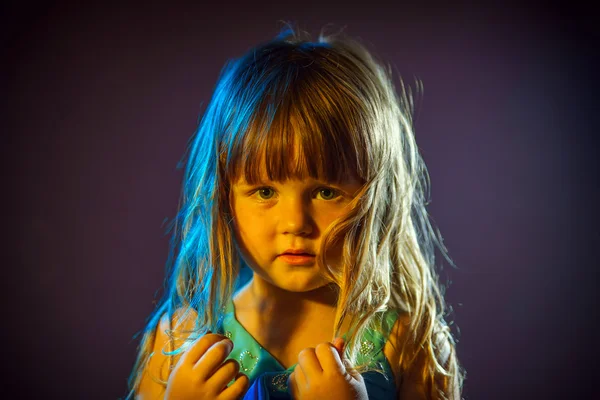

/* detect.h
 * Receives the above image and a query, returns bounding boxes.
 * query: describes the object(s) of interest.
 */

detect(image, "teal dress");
[216,299,400,399]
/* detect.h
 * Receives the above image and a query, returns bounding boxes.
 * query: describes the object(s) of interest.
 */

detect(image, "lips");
[281,249,315,256]
[278,249,316,265]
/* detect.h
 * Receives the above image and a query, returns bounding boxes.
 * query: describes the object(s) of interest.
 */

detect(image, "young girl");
[127,26,464,400]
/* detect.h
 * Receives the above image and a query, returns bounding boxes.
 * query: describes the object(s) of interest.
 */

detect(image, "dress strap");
[352,308,400,364]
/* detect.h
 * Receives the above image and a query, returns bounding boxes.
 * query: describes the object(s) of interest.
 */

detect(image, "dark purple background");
[3,2,597,399]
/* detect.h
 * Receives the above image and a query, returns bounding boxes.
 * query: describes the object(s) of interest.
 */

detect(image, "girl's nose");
[280,198,313,236]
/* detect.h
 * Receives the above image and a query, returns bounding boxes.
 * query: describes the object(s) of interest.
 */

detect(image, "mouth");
[278,251,316,266]
[280,249,316,256]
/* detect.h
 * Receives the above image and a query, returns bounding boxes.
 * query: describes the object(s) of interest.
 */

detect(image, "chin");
[279,280,327,293]
[268,271,331,293]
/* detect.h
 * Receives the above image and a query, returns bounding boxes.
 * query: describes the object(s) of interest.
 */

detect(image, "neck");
[233,274,356,343]
[240,275,339,317]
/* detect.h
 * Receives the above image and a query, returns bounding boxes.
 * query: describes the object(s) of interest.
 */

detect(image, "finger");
[193,338,234,380]
[210,359,240,390]
[180,333,228,366]
[297,347,322,380]
[292,364,308,390]
[315,342,345,374]
[219,372,249,400]
[287,371,299,398]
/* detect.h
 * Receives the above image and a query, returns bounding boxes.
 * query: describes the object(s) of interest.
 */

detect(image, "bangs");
[221,43,371,186]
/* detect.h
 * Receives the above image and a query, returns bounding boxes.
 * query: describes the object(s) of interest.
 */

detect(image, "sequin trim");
[271,373,289,392]
[359,340,375,355]
[239,350,259,373]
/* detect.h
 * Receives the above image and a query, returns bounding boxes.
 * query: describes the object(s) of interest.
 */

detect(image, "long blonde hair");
[127,25,464,399]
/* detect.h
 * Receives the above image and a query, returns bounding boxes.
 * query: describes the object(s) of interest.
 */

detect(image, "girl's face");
[230,169,362,293]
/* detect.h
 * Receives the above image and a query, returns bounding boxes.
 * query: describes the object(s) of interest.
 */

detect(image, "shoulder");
[382,311,411,389]
[383,312,455,400]
[137,308,199,399]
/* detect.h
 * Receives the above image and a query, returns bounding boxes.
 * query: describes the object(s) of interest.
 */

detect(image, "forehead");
[224,124,370,208]
[230,143,362,187]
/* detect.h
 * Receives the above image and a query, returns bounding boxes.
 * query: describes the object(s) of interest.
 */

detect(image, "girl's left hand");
[288,338,368,400]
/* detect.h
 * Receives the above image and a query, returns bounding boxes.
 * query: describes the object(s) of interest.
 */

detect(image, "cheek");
[232,204,270,246]
[315,208,348,238]
[325,240,344,265]
[317,209,352,265]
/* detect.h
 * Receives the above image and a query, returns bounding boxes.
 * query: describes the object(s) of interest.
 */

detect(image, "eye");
[255,187,275,200]
[316,187,340,201]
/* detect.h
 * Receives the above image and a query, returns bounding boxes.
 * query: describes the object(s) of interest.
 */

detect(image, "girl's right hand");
[165,333,250,400]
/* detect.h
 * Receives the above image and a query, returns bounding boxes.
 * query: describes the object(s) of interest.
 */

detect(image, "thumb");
[333,338,363,381]
[332,337,345,358]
